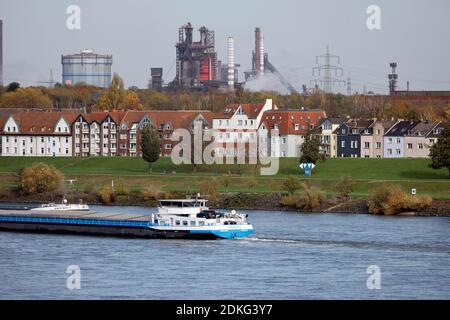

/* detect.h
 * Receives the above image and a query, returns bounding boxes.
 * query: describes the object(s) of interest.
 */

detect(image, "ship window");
[190,221,196,227]
[175,220,181,226]
[183,221,189,226]
[199,221,205,226]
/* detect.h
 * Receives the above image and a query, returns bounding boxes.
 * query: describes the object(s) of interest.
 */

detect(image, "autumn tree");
[141,125,160,172]
[96,73,126,111]
[124,90,143,110]
[18,163,64,194]
[0,87,52,109]
[429,123,450,178]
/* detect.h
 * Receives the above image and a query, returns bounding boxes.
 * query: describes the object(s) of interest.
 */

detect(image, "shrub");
[18,163,64,195]
[282,176,302,195]
[368,185,433,215]
[221,175,231,191]
[98,185,117,205]
[245,176,257,189]
[115,183,131,196]
[335,176,355,198]
[279,183,325,210]
[198,178,218,204]
[141,186,161,201]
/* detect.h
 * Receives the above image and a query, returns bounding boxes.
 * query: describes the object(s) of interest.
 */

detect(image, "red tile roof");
[215,103,265,119]
[259,110,326,135]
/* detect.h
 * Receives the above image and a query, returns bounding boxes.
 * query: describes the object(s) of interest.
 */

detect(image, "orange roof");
[215,103,265,119]
[2,110,79,135]
[120,110,213,130]
[259,110,326,135]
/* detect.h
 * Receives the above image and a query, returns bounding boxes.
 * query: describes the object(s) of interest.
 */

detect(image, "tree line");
[1,73,449,122]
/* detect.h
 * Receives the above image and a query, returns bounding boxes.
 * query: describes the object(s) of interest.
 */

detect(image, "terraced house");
[0,110,76,157]
[360,120,397,158]
[335,119,375,158]
[384,120,420,158]
[311,118,346,157]
[404,121,444,158]
[259,109,326,157]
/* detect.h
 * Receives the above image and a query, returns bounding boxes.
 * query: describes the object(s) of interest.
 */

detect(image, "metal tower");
[310,45,345,93]
[346,73,352,96]
[388,62,398,95]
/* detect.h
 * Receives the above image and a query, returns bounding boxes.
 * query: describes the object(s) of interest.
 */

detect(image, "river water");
[0,205,449,299]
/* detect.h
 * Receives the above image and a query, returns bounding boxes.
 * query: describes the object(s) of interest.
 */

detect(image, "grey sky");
[1,0,450,94]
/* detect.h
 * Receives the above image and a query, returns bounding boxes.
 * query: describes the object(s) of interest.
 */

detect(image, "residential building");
[384,120,419,158]
[360,120,397,158]
[404,121,442,158]
[311,118,345,157]
[335,119,375,158]
[212,99,274,158]
[0,111,76,157]
[259,110,326,157]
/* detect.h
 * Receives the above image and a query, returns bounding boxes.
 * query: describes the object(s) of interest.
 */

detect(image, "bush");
[18,163,64,195]
[221,175,231,191]
[335,176,355,198]
[279,183,325,210]
[115,183,131,196]
[368,185,433,215]
[245,176,257,189]
[282,176,302,195]
[98,185,117,205]
[198,178,218,204]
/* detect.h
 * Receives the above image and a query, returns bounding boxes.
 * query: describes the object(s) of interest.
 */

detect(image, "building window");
[282,137,287,144]
[364,142,370,149]
[164,144,172,150]
[396,138,401,144]
[407,143,413,149]
[388,149,392,155]
[341,141,345,148]
[388,138,392,144]
[376,129,381,135]
[294,124,299,130]
[376,142,381,149]
[396,149,401,155]
[418,143,423,149]
[281,151,286,157]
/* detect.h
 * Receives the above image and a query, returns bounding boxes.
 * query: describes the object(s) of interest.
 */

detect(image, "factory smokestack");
[255,28,261,76]
[227,36,235,90]
[260,37,265,76]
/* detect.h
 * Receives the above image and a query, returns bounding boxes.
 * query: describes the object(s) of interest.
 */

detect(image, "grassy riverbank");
[0,157,449,199]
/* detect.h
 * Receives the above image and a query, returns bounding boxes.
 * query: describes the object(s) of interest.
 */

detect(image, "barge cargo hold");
[0,208,253,240]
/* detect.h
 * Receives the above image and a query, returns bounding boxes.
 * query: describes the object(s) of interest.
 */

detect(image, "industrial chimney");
[260,37,265,76]
[255,28,261,76]
[227,36,235,90]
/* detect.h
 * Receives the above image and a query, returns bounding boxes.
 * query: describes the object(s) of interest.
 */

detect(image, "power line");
[310,45,345,93]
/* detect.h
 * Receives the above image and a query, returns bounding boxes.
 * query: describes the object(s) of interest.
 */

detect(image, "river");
[0,205,449,299]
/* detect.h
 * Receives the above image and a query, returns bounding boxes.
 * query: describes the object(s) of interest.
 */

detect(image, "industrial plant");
[61,49,113,88]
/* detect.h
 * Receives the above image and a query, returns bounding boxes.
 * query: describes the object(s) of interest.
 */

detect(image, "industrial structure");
[172,23,219,90]
[388,63,450,103]
[310,45,345,93]
[61,49,113,88]
[149,67,163,90]
[388,62,398,95]
[244,27,297,94]
[0,20,3,86]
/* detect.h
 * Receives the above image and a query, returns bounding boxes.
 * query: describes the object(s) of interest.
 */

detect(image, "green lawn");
[0,157,448,198]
